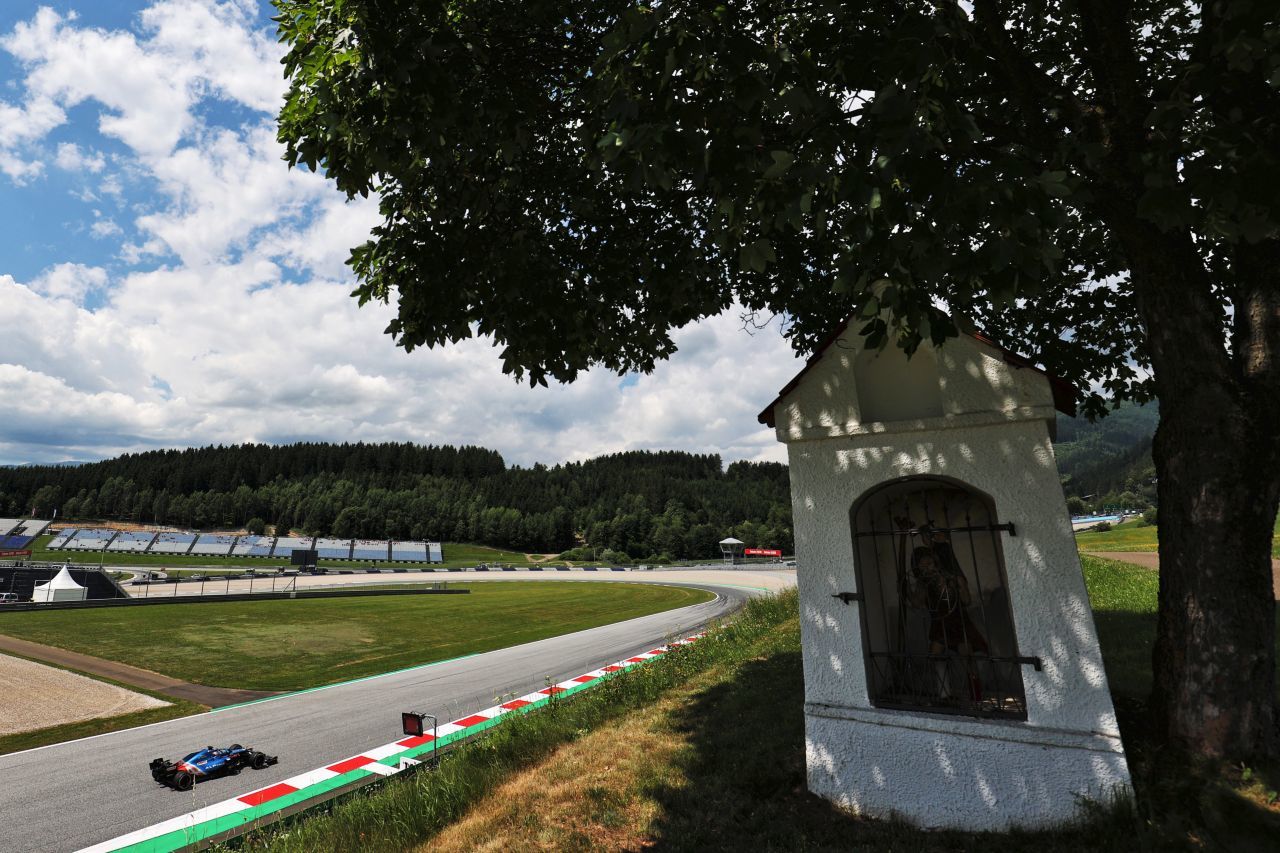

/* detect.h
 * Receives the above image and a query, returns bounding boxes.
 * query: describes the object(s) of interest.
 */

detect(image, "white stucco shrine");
[758,319,1131,830]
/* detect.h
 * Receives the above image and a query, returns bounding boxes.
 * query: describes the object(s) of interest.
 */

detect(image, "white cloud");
[25,263,109,303]
[55,142,107,173]
[0,3,806,467]
[90,214,123,238]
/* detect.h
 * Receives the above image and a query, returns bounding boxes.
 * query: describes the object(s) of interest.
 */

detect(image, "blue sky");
[0,1,802,467]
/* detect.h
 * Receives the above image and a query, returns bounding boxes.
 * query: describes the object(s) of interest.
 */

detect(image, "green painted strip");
[210,652,482,713]
[108,769,374,853]
[700,582,771,592]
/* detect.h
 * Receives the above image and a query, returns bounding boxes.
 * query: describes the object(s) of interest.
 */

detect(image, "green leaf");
[763,150,795,180]
[1037,170,1071,198]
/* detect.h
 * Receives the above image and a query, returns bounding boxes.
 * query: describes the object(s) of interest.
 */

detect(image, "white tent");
[31,565,87,603]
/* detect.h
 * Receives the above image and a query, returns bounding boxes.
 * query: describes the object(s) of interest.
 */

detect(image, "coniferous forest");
[0,406,1160,560]
[0,444,793,561]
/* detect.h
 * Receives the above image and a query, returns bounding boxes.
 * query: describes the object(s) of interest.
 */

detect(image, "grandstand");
[63,528,118,551]
[353,539,391,561]
[389,541,425,562]
[150,531,197,554]
[0,518,52,550]
[107,531,157,552]
[314,538,353,560]
[46,528,79,548]
[231,535,275,557]
[387,541,444,563]
[274,536,315,555]
[13,519,50,537]
[190,533,237,555]
[38,525,443,564]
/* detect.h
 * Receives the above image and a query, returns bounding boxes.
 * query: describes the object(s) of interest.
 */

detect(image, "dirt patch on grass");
[1085,551,1280,599]
[0,653,168,735]
[0,634,277,707]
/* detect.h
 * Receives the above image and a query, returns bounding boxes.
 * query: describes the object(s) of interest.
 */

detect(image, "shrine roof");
[756,318,1078,428]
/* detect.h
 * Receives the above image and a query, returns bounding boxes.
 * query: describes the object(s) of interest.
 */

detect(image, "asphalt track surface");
[0,573,784,853]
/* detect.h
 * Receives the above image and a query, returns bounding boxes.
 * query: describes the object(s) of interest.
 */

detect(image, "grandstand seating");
[24,522,444,565]
[0,535,33,550]
[314,538,354,560]
[14,519,51,537]
[190,533,237,555]
[45,528,78,548]
[352,540,390,561]
[0,519,21,537]
[150,532,197,554]
[107,531,157,552]
[389,541,427,562]
[62,528,118,550]
[231,535,275,557]
[274,536,315,556]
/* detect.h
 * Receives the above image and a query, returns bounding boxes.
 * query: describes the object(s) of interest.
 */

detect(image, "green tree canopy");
[275,0,1280,760]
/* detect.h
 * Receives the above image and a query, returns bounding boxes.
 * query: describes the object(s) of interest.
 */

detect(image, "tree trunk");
[1129,230,1279,760]
[1149,395,1278,759]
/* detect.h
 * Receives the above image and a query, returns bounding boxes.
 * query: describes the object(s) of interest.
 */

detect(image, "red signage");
[743,548,783,557]
[0,550,31,558]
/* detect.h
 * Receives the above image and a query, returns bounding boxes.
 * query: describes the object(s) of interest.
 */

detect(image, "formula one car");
[150,744,278,791]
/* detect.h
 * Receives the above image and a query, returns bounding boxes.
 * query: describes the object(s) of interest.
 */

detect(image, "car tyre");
[172,771,194,792]
[251,752,268,769]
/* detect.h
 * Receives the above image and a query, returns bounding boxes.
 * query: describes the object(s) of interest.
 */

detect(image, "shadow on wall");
[783,338,1130,826]
[782,339,1056,441]
[640,649,1136,850]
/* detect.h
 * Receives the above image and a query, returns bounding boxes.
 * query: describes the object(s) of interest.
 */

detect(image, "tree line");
[0,444,792,560]
[1055,404,1160,515]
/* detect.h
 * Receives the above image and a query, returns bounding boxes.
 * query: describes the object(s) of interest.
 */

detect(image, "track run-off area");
[0,568,793,853]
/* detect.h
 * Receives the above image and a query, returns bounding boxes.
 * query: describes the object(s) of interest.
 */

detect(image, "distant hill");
[0,444,791,562]
[1054,403,1159,509]
[0,407,1159,556]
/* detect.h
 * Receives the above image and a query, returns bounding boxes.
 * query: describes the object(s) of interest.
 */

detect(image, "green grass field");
[246,562,1280,852]
[23,535,539,571]
[1076,513,1280,557]
[1074,519,1159,552]
[0,581,712,692]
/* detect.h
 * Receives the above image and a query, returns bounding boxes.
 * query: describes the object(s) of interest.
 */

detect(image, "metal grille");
[849,477,1030,720]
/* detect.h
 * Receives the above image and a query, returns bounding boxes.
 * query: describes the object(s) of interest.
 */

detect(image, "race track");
[0,572,786,852]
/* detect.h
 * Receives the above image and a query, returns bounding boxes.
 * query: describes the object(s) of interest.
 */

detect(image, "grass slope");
[0,582,712,692]
[1075,519,1159,552]
[241,559,1280,852]
[1077,513,1280,558]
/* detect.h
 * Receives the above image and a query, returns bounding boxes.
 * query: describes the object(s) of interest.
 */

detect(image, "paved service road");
[0,578,778,853]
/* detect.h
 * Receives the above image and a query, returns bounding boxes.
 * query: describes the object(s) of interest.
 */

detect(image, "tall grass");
[236,566,1280,852]
[232,590,798,852]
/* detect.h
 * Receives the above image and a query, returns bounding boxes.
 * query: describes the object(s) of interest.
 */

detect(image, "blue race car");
[150,744,278,790]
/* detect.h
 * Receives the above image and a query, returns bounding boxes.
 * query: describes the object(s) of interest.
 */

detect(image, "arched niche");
[849,476,1030,720]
